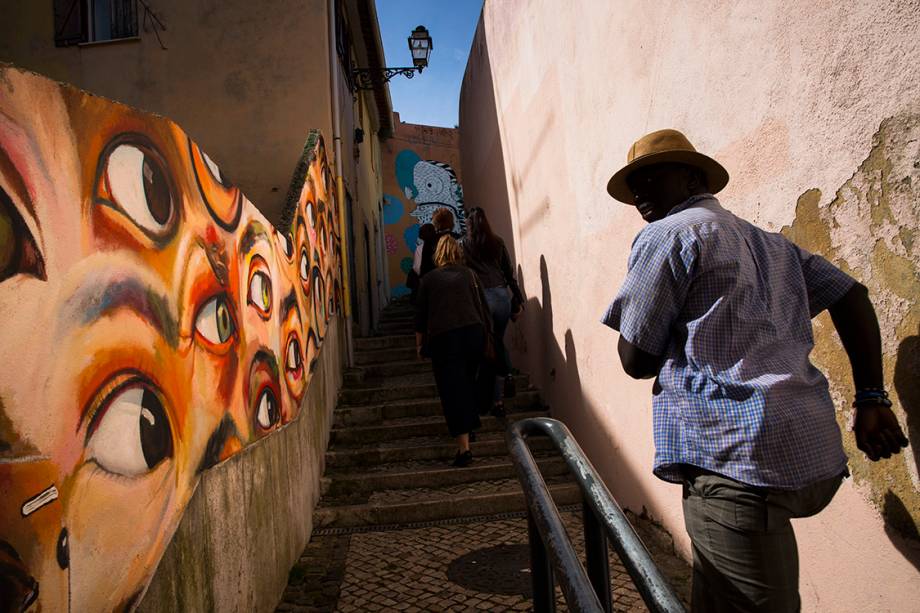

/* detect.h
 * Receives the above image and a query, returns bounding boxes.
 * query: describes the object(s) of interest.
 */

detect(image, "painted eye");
[202,151,231,187]
[0,185,45,282]
[104,143,174,234]
[86,381,172,476]
[248,269,272,317]
[278,231,293,259]
[306,202,316,227]
[286,336,303,373]
[196,295,236,344]
[256,388,279,430]
[299,249,309,282]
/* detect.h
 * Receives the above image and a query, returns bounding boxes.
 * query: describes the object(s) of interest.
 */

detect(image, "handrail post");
[528,510,556,613]
[583,497,612,612]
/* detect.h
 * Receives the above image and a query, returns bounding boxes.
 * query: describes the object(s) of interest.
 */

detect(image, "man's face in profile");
[626,163,695,223]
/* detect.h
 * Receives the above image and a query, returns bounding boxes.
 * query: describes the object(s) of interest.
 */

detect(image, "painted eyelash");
[80,370,148,443]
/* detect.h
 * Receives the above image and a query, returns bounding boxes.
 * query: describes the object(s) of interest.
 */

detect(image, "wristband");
[853,388,891,409]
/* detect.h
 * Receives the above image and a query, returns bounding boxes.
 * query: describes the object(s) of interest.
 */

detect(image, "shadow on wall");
[894,324,920,485]
[889,323,920,571]
[461,16,684,539]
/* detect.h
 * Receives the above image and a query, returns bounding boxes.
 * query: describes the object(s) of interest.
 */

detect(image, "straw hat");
[606,129,729,204]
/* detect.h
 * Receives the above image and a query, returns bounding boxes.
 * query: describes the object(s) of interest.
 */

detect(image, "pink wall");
[459,1,920,610]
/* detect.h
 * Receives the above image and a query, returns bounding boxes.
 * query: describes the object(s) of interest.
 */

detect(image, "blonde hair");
[434,235,464,267]
[432,207,455,232]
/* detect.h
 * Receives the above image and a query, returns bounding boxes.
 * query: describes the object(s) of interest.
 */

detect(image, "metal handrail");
[508,417,685,613]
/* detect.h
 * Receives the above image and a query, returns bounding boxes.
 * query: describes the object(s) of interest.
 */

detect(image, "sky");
[375,0,484,128]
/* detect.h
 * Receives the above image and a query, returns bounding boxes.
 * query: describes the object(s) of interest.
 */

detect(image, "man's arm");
[827,283,908,461]
[617,336,664,379]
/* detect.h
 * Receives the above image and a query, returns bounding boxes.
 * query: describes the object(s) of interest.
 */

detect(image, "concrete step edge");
[313,483,581,529]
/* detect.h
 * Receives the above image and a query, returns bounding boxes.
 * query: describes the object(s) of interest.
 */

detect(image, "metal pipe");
[327,0,354,367]
[583,497,612,612]
[510,418,685,613]
[508,427,604,612]
[527,510,556,613]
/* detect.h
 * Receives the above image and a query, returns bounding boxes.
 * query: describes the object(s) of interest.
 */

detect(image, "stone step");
[329,410,547,447]
[354,345,417,366]
[353,334,415,352]
[321,455,569,498]
[343,360,430,386]
[333,390,544,427]
[346,371,530,392]
[313,479,580,529]
[325,433,557,469]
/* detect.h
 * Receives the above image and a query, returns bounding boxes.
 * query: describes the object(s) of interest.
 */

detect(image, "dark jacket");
[462,238,524,308]
[415,265,492,339]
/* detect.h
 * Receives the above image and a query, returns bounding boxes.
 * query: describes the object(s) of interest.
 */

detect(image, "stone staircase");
[313,300,580,530]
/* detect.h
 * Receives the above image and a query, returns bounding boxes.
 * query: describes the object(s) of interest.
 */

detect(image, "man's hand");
[854,402,909,461]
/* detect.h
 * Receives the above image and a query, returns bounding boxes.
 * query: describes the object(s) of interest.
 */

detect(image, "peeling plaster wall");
[459,1,920,609]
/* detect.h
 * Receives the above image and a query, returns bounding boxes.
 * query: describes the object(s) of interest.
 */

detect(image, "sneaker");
[451,450,473,468]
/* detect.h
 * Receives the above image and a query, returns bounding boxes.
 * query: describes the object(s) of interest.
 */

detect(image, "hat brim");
[606,150,729,204]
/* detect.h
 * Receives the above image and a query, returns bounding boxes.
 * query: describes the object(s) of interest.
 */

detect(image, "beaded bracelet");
[853,388,891,409]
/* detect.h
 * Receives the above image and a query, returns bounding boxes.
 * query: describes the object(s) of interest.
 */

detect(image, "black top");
[462,237,524,307]
[418,229,453,279]
[415,265,491,339]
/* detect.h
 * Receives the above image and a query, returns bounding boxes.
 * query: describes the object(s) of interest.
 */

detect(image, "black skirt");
[428,323,486,437]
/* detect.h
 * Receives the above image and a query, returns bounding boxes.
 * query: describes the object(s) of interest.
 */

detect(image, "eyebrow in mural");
[66,276,179,347]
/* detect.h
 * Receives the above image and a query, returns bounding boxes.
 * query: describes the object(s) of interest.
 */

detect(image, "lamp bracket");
[351,66,422,91]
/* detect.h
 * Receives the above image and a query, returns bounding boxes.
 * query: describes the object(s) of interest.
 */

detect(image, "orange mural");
[0,66,341,610]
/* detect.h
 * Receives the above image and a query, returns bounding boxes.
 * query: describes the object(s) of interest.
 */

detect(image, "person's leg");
[484,287,512,403]
[682,470,800,612]
[430,329,474,453]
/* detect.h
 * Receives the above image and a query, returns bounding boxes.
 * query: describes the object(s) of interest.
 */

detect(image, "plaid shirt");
[602,195,855,489]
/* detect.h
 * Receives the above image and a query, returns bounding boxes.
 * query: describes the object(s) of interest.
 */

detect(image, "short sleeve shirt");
[602,195,855,489]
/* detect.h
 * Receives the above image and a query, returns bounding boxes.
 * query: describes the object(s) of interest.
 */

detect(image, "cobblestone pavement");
[277,510,691,612]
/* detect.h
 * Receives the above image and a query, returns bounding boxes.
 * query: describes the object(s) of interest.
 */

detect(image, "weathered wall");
[137,317,343,612]
[381,112,463,298]
[459,1,920,610]
[0,66,343,610]
[0,0,332,224]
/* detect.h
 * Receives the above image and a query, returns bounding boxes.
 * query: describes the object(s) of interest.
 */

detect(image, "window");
[54,0,139,46]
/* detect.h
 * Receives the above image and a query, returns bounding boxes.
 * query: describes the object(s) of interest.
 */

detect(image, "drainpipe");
[329,0,355,367]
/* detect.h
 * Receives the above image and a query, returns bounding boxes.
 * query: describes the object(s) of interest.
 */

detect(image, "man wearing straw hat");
[601,129,908,611]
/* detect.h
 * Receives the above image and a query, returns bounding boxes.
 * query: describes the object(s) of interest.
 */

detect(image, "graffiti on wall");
[0,66,340,610]
[384,148,464,297]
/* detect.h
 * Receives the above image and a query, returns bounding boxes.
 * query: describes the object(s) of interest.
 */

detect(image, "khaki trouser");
[681,467,846,612]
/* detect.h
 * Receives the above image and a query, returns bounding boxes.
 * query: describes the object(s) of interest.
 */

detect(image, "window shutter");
[53,0,84,47]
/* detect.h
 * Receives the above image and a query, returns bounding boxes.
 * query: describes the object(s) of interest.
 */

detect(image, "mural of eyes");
[312,267,326,321]
[95,137,176,239]
[247,256,272,319]
[0,185,45,282]
[85,374,173,476]
[255,389,279,430]
[306,202,316,228]
[195,294,237,347]
[277,230,294,261]
[189,139,242,231]
[248,352,282,432]
[284,334,304,393]
[299,248,310,295]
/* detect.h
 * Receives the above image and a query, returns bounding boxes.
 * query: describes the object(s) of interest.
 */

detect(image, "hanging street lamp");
[351,25,433,91]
